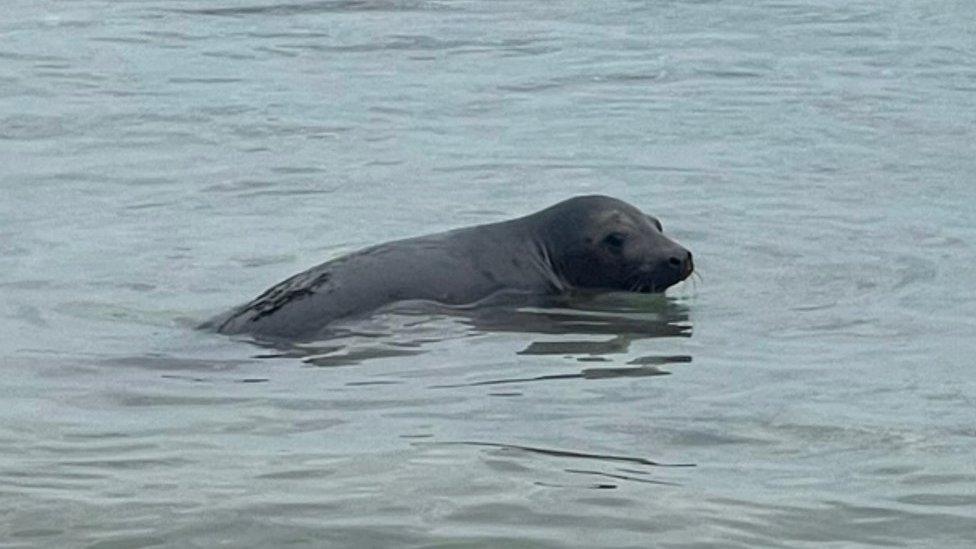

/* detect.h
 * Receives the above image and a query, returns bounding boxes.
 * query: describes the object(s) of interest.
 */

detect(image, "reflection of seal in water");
[207,195,693,340]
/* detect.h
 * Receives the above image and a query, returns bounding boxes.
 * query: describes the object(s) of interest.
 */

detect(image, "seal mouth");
[628,278,665,294]
[633,282,659,294]
[627,258,694,294]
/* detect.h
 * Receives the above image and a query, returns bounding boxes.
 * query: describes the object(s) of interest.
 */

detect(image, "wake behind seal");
[206,195,694,340]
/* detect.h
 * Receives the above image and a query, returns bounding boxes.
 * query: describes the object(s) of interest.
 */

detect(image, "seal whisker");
[626,270,650,293]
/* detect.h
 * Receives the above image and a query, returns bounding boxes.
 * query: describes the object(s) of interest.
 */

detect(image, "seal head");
[531,195,693,293]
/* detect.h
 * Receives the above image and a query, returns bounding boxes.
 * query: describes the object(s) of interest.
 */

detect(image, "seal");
[208,195,693,340]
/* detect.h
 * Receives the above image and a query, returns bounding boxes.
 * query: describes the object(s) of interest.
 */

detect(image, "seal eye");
[602,232,626,251]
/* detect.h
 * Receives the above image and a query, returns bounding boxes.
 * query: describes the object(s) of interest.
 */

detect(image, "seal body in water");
[208,195,693,340]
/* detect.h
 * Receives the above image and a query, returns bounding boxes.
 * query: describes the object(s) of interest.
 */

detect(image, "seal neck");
[534,238,571,293]
[494,215,571,293]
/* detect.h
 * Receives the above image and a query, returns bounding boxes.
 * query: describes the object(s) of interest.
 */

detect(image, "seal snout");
[636,247,693,293]
[670,250,694,278]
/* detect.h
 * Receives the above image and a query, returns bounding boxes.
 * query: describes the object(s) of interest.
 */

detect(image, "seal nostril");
[668,250,693,274]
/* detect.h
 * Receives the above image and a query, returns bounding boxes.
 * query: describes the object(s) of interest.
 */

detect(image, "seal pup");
[208,195,693,340]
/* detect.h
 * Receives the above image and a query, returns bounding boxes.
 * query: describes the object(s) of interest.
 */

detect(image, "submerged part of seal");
[207,195,693,340]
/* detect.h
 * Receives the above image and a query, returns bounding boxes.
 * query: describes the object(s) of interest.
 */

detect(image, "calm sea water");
[2,1,975,547]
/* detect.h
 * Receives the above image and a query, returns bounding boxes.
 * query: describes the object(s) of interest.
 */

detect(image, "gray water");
[2,1,975,547]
